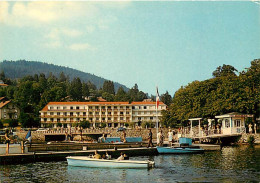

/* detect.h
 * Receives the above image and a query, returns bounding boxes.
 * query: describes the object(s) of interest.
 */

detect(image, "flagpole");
[156,86,159,144]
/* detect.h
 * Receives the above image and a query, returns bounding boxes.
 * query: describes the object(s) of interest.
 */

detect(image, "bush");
[247,135,255,145]
[0,121,3,129]
[100,122,106,128]
[79,120,90,129]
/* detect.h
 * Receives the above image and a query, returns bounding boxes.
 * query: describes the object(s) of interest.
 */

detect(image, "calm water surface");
[1,145,260,183]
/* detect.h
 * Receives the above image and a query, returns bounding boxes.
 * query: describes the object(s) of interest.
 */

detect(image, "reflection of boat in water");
[157,137,205,154]
[66,156,155,168]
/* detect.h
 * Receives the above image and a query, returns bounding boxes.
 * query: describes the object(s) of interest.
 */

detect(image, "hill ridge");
[0,60,129,91]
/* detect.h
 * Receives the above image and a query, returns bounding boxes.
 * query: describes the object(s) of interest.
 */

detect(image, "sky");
[0,1,259,96]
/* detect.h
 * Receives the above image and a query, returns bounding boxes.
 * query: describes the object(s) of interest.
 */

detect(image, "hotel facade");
[40,101,166,128]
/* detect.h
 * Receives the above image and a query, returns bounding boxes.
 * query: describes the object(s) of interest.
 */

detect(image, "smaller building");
[0,98,20,120]
[215,112,253,135]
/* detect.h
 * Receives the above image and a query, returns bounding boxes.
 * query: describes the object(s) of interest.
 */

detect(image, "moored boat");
[66,156,155,168]
[156,146,205,154]
[156,137,205,154]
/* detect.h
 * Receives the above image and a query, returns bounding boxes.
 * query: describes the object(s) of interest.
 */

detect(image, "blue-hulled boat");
[156,137,205,154]
[156,146,204,154]
[66,156,155,168]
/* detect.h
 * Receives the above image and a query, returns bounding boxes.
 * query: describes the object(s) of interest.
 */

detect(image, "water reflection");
[1,145,260,182]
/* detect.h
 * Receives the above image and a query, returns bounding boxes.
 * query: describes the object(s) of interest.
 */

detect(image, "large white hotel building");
[40,101,166,128]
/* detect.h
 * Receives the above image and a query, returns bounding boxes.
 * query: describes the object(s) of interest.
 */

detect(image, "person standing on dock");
[168,129,173,147]
[147,129,154,148]
[123,130,126,143]
[5,129,11,155]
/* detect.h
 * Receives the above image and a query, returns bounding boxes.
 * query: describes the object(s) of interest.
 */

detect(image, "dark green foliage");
[18,112,40,128]
[0,121,3,129]
[69,77,83,101]
[79,120,90,129]
[57,122,62,127]
[8,119,18,128]
[103,80,115,95]
[0,60,128,91]
[212,64,238,78]
[247,135,255,145]
[100,122,106,128]
[165,59,260,127]
[160,91,172,106]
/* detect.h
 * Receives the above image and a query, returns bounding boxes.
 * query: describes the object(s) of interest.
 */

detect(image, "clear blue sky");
[0,1,259,96]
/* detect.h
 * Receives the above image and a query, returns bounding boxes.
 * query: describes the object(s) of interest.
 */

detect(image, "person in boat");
[168,129,173,147]
[117,152,125,161]
[93,150,101,159]
[147,129,154,148]
[106,151,111,160]
[123,153,129,160]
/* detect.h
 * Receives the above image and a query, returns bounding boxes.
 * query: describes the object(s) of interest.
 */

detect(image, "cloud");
[68,43,94,51]
[0,2,98,27]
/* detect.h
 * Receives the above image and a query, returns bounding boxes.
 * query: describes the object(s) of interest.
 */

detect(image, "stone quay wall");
[16,128,170,142]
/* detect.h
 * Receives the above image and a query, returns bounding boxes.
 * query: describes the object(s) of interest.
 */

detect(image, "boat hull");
[66,156,154,168]
[156,146,205,154]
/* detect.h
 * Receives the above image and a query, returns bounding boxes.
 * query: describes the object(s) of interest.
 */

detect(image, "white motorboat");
[66,156,154,169]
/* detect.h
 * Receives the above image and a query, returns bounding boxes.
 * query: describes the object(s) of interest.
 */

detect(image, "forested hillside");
[162,59,260,127]
[0,60,128,91]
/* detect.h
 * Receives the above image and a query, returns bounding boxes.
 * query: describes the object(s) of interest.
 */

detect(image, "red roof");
[40,101,166,112]
[0,100,11,108]
[131,101,165,105]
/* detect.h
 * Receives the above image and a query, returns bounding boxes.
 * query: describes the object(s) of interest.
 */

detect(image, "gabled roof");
[0,100,11,108]
[215,112,254,118]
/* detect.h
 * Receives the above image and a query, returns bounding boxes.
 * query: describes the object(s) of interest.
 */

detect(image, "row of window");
[49,106,131,110]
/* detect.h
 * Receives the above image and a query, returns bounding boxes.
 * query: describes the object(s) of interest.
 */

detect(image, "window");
[108,112,111,115]
[102,106,105,109]
[76,106,79,109]
[83,112,86,116]
[50,112,54,115]
[70,112,73,116]
[108,106,111,109]
[89,106,92,109]
[44,118,47,122]
[126,106,129,109]
[120,106,123,109]
[57,112,60,115]
[64,112,67,116]
[102,118,105,121]
[89,112,92,115]
[120,112,123,115]
[225,119,230,128]
[63,106,67,110]
[234,120,241,127]
[95,112,99,115]
[132,106,135,109]
[50,107,53,110]
[70,106,73,109]
[51,118,54,122]
[114,106,117,109]
[138,117,141,120]
[96,117,99,120]
[126,112,129,114]
[108,117,111,120]
[102,112,105,115]
[57,119,60,122]
[144,106,147,109]
[90,118,93,122]
[150,117,153,120]
[95,106,99,109]
[57,106,60,110]
[120,117,124,120]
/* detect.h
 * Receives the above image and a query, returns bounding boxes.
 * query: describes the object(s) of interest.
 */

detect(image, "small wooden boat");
[156,146,205,154]
[66,156,155,168]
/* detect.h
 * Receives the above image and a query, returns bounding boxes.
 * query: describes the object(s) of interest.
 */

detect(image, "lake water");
[1,145,260,183]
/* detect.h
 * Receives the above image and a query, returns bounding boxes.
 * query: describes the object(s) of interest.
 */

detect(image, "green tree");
[79,120,90,129]
[103,80,115,95]
[161,91,172,106]
[212,64,238,78]
[69,77,83,101]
